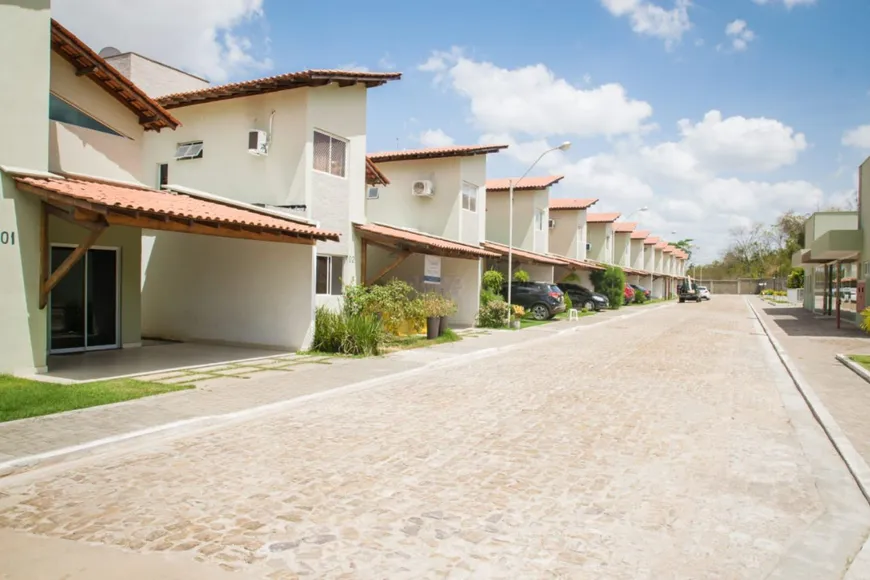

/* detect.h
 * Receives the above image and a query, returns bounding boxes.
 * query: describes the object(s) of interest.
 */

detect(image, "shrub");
[343,279,422,334]
[633,288,648,304]
[511,305,525,320]
[787,268,805,289]
[477,299,510,328]
[482,269,504,295]
[860,308,870,333]
[595,266,626,309]
[480,289,501,307]
[563,292,573,310]
[312,306,385,356]
[513,269,530,282]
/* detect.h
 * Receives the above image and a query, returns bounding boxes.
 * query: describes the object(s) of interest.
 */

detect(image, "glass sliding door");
[49,246,119,353]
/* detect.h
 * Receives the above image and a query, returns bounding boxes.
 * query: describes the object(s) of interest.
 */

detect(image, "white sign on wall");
[423,255,441,284]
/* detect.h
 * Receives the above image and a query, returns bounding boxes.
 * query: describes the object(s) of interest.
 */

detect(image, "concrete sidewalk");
[0,304,669,471]
[751,298,870,469]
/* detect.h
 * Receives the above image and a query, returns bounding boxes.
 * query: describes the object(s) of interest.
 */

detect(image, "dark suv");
[556,283,609,311]
[501,282,566,320]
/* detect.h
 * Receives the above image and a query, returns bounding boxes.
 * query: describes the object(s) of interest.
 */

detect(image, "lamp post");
[507,141,572,325]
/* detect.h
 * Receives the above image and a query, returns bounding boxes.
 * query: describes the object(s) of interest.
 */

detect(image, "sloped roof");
[644,236,661,245]
[631,230,651,240]
[482,241,568,266]
[557,256,607,271]
[549,198,599,211]
[157,70,402,109]
[365,157,390,186]
[12,173,337,242]
[486,175,564,191]
[50,20,179,131]
[354,223,498,259]
[586,212,621,223]
[612,222,638,233]
[368,145,508,163]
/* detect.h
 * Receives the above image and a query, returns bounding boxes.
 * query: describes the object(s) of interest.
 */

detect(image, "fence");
[693,278,786,295]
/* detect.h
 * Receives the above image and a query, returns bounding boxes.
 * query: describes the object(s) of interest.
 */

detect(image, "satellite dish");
[98,46,122,58]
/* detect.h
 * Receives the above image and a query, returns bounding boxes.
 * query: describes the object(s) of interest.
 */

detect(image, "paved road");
[0,296,867,579]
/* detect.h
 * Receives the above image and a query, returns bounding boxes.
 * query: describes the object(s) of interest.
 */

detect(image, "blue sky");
[59,0,870,261]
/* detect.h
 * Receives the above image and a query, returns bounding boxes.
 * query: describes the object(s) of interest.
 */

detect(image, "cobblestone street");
[0,297,868,579]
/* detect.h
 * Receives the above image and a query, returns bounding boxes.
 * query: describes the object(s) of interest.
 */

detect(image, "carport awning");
[12,173,339,244]
[354,222,499,259]
[557,256,606,271]
[808,229,862,262]
[482,241,567,266]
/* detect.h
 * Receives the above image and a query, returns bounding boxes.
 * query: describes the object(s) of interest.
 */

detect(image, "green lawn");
[848,355,870,372]
[0,375,193,423]
[382,329,462,352]
[519,310,594,329]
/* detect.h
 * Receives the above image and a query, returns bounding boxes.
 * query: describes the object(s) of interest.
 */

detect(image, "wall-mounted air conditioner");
[367,187,379,200]
[411,180,434,197]
[248,130,269,156]
[548,219,556,229]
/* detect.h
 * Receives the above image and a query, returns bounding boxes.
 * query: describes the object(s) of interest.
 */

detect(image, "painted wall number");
[0,231,15,245]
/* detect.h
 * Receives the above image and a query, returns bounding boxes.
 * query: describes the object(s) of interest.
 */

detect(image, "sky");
[55,0,870,263]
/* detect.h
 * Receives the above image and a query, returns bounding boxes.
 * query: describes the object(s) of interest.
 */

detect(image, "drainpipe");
[836,261,841,329]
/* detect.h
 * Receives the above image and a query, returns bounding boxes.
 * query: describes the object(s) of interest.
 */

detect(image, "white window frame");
[461,181,479,212]
[175,141,203,160]
[316,255,345,296]
[313,130,348,178]
[535,209,546,231]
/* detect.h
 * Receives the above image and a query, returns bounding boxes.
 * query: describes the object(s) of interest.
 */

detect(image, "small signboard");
[423,255,441,284]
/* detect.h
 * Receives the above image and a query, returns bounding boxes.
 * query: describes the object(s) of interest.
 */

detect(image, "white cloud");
[599,0,692,48]
[419,129,456,148]
[54,0,272,83]
[676,110,806,172]
[419,50,653,138]
[724,19,755,52]
[338,63,370,72]
[842,125,870,149]
[752,0,816,8]
[378,54,396,70]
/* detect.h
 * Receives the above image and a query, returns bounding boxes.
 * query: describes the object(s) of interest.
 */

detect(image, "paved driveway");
[0,297,867,579]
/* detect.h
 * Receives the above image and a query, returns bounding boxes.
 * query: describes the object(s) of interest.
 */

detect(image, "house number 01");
[0,231,16,245]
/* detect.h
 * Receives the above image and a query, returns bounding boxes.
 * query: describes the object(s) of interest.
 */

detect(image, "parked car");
[624,284,635,304]
[678,280,702,303]
[500,281,566,320]
[556,283,609,311]
[629,284,651,300]
[698,286,711,300]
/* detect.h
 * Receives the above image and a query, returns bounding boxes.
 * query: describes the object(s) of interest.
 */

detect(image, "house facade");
[0,12,339,374]
[586,212,621,266]
[547,198,602,288]
[358,145,505,327]
[485,175,564,283]
[631,230,652,290]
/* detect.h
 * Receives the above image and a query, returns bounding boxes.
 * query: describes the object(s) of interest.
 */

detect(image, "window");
[462,181,478,212]
[316,255,344,295]
[48,93,123,137]
[535,209,546,231]
[313,131,347,177]
[157,164,169,189]
[174,141,203,160]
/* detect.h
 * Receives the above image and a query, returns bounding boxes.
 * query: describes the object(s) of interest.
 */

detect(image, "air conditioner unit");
[411,180,434,197]
[548,219,556,229]
[248,130,269,156]
[367,187,379,200]
[585,242,592,251]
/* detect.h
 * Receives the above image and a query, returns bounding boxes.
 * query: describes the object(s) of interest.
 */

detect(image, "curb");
[837,354,870,386]
[747,299,870,504]
[0,302,673,481]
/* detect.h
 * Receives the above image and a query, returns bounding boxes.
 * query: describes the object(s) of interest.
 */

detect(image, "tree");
[670,238,695,259]
[592,266,626,309]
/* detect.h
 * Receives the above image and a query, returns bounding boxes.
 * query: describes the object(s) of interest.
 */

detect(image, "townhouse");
[0,12,355,375]
[359,145,504,327]
[547,198,605,288]
[483,175,570,284]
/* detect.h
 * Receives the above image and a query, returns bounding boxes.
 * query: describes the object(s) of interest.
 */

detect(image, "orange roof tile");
[486,175,564,191]
[655,241,668,249]
[482,241,568,266]
[558,256,607,271]
[631,230,651,240]
[157,70,401,109]
[644,236,661,245]
[354,223,498,259]
[663,245,676,254]
[612,222,638,233]
[586,212,621,223]
[368,145,508,163]
[365,157,389,186]
[549,198,599,211]
[13,174,337,241]
[51,20,179,131]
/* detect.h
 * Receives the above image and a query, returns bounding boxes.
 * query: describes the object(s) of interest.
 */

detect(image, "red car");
[623,284,635,304]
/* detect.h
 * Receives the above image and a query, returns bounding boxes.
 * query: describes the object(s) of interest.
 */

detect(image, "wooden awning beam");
[368,251,411,286]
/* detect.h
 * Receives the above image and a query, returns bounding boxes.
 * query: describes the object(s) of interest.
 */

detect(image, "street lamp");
[625,206,649,220]
[507,141,571,325]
